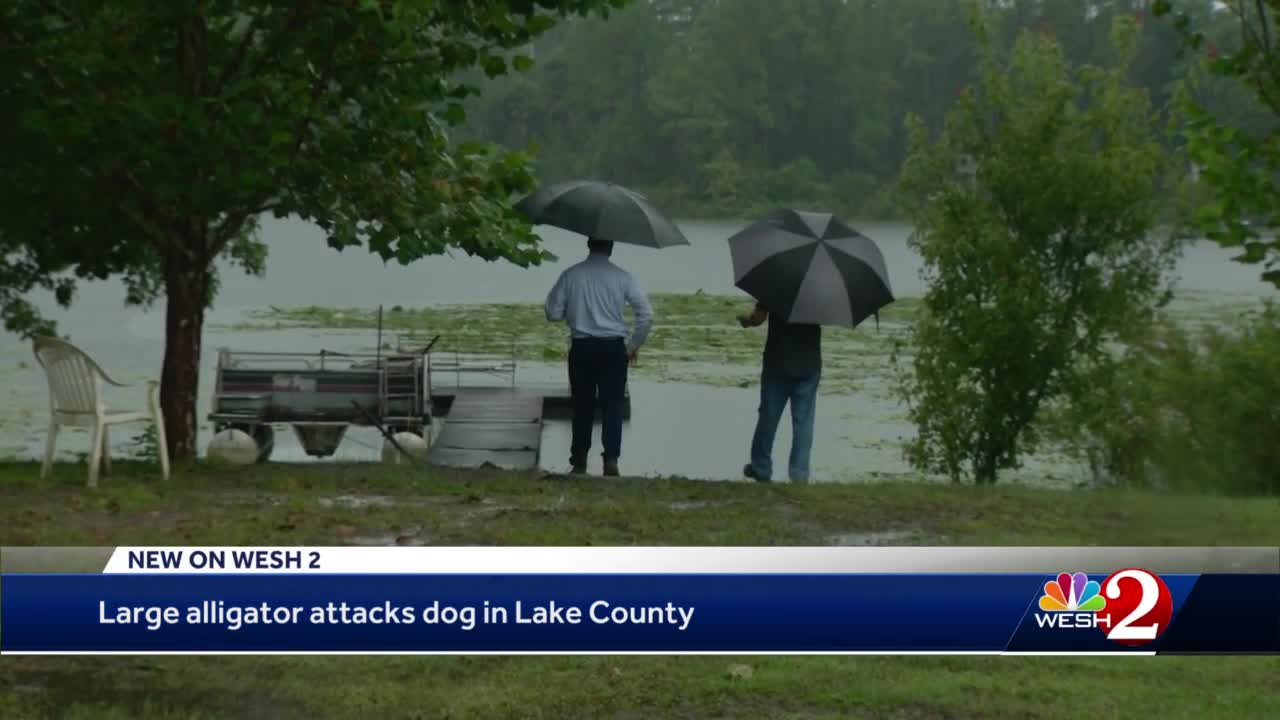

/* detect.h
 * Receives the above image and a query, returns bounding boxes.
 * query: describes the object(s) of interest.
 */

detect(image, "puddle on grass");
[317,495,405,510]
[333,498,531,545]
[216,491,287,507]
[463,500,520,516]
[345,525,428,546]
[668,500,724,511]
[827,529,929,546]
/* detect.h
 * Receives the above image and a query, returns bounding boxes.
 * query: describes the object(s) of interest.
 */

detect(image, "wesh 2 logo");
[1034,568,1174,646]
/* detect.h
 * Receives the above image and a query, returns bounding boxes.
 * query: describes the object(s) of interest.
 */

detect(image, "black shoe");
[744,463,771,483]
[603,459,620,477]
[570,461,587,475]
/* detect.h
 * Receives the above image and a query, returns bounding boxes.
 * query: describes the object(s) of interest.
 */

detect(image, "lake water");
[1,218,1274,484]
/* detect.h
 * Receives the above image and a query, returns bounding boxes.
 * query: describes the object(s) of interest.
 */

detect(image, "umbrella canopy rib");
[727,208,894,329]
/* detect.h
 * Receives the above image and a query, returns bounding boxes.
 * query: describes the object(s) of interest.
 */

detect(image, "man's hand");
[739,305,767,328]
[627,349,638,366]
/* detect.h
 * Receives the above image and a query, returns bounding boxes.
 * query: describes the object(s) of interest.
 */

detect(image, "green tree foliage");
[1154,0,1280,287]
[0,0,625,460]
[895,13,1184,484]
[463,0,1222,219]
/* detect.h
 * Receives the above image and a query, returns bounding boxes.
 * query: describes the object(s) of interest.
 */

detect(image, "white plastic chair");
[33,337,171,487]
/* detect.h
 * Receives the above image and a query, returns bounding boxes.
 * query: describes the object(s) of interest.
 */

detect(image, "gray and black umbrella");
[515,179,690,249]
[728,209,893,328]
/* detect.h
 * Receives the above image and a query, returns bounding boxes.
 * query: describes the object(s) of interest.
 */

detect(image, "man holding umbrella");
[545,237,653,476]
[737,302,823,483]
[728,209,894,484]
[518,179,689,477]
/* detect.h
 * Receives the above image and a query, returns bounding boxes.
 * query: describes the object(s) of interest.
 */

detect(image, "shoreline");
[2,290,1272,485]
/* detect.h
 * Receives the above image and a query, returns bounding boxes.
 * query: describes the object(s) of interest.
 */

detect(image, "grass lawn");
[1,460,1277,719]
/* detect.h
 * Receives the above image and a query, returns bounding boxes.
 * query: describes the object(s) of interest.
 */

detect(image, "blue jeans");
[749,367,820,482]
[568,337,629,465]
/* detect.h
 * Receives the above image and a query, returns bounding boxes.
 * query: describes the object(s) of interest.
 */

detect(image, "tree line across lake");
[463,0,1264,220]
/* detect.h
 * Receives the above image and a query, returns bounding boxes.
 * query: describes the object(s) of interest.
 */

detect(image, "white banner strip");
[1,650,1156,656]
[91,546,1280,575]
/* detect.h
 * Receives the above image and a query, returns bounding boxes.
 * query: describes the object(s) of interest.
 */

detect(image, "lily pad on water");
[218,293,922,397]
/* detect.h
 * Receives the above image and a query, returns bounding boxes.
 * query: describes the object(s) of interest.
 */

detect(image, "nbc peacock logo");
[1032,568,1176,645]
[1033,572,1109,630]
[1041,572,1107,612]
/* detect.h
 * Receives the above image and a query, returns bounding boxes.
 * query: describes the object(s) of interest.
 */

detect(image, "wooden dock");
[426,388,544,470]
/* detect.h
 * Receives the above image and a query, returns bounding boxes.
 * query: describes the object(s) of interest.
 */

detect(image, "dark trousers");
[568,337,628,465]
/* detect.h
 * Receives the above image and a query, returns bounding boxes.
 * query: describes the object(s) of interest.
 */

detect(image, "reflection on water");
[1,217,1276,485]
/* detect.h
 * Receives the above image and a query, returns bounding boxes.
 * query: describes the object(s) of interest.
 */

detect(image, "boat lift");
[207,306,522,461]
[207,307,629,462]
[207,343,435,461]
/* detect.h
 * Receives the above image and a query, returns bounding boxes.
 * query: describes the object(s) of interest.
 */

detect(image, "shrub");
[1053,303,1280,495]
[895,14,1182,484]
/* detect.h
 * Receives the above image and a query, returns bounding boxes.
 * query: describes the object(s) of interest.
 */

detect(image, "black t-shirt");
[762,313,822,378]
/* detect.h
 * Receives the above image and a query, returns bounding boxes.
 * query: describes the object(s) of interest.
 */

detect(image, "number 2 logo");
[1095,568,1174,646]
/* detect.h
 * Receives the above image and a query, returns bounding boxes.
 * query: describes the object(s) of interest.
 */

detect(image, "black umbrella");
[515,179,690,248]
[728,209,894,328]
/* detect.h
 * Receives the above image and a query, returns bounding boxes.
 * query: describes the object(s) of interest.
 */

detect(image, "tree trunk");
[160,250,210,462]
[975,460,998,485]
[974,442,999,485]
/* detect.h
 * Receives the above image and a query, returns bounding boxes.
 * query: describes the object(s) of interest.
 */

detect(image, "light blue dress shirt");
[545,254,654,351]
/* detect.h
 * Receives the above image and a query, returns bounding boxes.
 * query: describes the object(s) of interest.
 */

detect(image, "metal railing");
[398,336,518,389]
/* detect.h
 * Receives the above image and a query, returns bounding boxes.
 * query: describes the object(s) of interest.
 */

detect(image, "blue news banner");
[2,568,1276,653]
